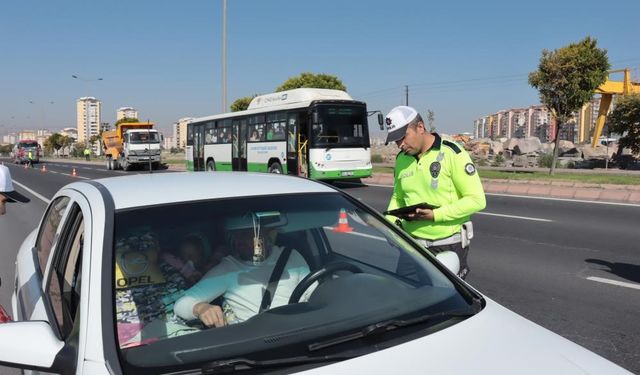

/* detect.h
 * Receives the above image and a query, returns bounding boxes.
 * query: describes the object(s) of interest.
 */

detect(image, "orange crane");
[591,68,640,147]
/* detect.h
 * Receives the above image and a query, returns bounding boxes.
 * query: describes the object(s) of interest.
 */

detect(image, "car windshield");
[129,132,159,144]
[113,193,476,372]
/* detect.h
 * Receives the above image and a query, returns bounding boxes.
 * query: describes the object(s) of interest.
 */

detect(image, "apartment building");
[173,117,193,149]
[117,107,138,121]
[76,97,102,144]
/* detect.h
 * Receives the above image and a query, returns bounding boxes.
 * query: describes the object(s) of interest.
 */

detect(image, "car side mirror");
[0,320,71,373]
[435,251,460,275]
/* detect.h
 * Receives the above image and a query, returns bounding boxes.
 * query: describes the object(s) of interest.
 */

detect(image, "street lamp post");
[222,0,228,112]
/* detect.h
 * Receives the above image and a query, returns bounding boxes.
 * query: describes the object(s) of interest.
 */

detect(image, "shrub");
[492,154,505,167]
[371,154,384,163]
[538,153,561,168]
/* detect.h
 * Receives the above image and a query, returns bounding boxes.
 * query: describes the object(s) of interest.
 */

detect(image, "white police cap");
[385,106,419,145]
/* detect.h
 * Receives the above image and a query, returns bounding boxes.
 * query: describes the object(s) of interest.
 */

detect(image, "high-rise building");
[173,117,193,149]
[117,107,138,121]
[76,97,102,145]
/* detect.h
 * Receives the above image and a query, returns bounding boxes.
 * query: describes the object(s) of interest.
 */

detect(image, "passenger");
[161,233,224,286]
[174,215,310,327]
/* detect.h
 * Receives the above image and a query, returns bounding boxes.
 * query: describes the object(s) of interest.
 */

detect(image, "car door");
[27,190,93,374]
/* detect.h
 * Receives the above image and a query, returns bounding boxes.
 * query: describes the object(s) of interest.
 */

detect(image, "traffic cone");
[72,168,77,177]
[23,163,28,169]
[41,164,47,172]
[332,208,353,233]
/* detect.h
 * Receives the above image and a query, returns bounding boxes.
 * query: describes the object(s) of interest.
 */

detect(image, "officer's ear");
[415,121,426,134]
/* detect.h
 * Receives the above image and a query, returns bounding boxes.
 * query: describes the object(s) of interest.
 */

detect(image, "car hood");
[304,298,632,375]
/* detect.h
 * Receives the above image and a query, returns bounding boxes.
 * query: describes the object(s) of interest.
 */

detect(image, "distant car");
[0,173,632,374]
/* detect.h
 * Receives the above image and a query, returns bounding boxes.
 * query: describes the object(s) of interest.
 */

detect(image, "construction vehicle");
[102,122,161,170]
[591,68,640,147]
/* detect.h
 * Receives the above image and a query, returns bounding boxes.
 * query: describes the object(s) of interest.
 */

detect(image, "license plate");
[341,171,354,177]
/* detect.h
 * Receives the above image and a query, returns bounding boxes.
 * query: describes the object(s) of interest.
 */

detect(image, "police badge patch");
[429,162,441,178]
[465,163,476,175]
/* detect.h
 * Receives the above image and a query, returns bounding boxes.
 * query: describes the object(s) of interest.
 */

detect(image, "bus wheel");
[207,160,216,171]
[268,162,283,174]
[106,157,112,170]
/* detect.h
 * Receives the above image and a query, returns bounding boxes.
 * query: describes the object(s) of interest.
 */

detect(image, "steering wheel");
[289,261,363,304]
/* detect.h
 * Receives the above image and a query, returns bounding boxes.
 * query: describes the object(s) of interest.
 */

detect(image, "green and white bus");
[185,88,382,180]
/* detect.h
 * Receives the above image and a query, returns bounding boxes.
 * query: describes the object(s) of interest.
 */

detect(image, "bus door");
[232,119,248,171]
[286,113,299,175]
[193,122,206,171]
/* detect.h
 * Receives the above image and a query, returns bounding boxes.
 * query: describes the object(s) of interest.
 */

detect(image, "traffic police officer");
[384,106,485,279]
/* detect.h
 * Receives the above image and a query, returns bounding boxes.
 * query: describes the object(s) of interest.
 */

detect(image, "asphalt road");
[0,159,638,374]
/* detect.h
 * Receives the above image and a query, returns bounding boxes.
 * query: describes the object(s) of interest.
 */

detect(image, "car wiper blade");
[200,353,356,374]
[308,306,479,352]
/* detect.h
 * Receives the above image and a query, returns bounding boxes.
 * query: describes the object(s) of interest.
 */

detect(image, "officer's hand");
[193,302,227,328]
[406,208,434,221]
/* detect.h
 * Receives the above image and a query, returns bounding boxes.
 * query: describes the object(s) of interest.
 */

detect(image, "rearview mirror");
[0,321,69,372]
[312,111,320,125]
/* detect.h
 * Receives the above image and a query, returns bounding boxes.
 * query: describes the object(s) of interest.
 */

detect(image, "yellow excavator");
[591,68,640,147]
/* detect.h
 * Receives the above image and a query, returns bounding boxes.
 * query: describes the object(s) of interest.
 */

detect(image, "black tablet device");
[383,202,439,217]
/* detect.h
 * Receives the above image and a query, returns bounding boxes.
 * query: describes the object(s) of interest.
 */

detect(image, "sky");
[1,0,640,139]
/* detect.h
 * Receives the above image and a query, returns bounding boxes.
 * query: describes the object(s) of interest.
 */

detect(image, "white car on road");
[0,173,632,374]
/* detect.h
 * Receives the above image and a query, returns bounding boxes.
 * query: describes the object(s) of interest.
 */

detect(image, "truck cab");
[103,122,162,171]
[12,140,41,164]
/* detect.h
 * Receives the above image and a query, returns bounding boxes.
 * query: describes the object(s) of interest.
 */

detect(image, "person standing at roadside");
[0,165,30,215]
[84,147,91,161]
[27,150,34,168]
[384,106,485,279]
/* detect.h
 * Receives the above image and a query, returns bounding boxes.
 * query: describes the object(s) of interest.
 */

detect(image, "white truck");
[102,122,162,170]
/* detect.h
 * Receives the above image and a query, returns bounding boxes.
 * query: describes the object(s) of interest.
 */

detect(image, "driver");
[174,214,310,327]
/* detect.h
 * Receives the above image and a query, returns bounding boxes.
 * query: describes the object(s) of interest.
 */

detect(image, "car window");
[36,196,71,276]
[47,204,84,339]
[113,193,476,373]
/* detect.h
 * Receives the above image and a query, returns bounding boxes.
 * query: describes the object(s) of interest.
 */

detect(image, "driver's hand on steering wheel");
[193,302,227,328]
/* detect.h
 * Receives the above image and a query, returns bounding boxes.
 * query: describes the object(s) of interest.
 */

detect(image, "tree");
[276,72,346,92]
[529,36,609,175]
[607,94,640,154]
[230,95,257,112]
[115,117,139,126]
[44,133,64,157]
[426,109,436,132]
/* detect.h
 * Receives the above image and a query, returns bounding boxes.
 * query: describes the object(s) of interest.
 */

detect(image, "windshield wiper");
[308,304,480,352]
[198,353,357,374]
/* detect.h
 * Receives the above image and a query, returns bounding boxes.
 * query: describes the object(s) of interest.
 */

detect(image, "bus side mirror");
[378,113,384,130]
[312,111,320,125]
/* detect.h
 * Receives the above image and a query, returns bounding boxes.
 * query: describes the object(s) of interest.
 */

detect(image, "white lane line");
[586,276,640,290]
[58,173,90,180]
[486,193,640,208]
[352,181,640,208]
[476,212,552,222]
[10,179,51,204]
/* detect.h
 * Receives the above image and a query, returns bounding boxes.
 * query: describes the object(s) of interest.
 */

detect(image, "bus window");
[205,121,216,144]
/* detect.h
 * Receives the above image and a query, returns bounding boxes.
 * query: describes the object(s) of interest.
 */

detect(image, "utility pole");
[221,0,228,112]
[405,85,409,106]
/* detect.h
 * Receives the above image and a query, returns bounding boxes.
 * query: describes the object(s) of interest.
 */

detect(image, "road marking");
[476,212,552,222]
[59,172,90,180]
[586,276,640,290]
[486,193,640,208]
[349,181,640,208]
[10,179,51,204]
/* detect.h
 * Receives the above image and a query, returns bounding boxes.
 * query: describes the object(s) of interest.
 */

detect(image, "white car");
[0,173,632,374]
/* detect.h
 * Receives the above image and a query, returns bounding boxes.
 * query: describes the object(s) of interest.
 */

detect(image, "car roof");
[75,172,336,210]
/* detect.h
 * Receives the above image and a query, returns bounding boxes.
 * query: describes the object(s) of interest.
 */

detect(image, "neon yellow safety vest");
[387,134,486,241]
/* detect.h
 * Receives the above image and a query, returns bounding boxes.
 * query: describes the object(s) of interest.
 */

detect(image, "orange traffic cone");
[332,208,353,233]
[72,168,77,177]
[41,164,47,172]
[23,163,28,169]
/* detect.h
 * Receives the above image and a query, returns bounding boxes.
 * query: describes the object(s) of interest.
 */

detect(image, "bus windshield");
[311,104,369,148]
